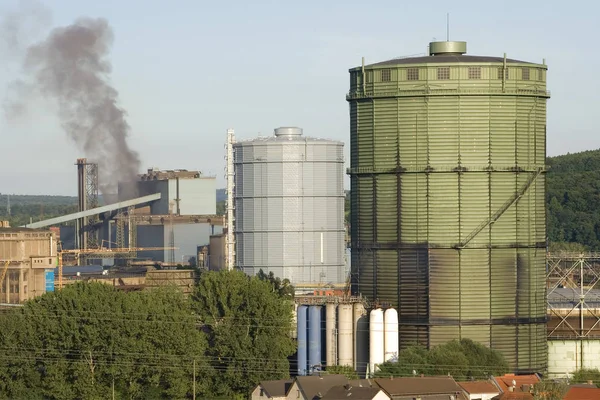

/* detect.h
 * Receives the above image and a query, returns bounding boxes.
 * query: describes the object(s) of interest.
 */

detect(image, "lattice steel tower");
[76,158,99,250]
[347,41,550,372]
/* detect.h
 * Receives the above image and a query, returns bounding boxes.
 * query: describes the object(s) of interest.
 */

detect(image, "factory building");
[0,223,57,303]
[114,168,222,264]
[347,41,550,372]
[233,127,346,287]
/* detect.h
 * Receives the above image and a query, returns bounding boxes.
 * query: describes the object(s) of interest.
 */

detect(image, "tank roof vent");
[429,41,467,56]
[274,127,303,137]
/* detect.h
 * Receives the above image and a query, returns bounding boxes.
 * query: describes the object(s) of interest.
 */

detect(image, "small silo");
[297,305,308,376]
[325,303,337,366]
[353,303,369,376]
[308,306,322,372]
[338,304,354,367]
[369,308,384,375]
[384,308,399,362]
[234,127,346,286]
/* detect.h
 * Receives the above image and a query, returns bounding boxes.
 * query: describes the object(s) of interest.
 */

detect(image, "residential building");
[491,374,541,394]
[250,379,293,400]
[286,375,348,400]
[458,381,500,400]
[374,376,467,400]
[321,384,390,400]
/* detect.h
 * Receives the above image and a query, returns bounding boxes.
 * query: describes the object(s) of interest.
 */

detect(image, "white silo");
[383,308,399,362]
[369,308,384,375]
[325,303,337,366]
[233,127,345,286]
[338,304,354,367]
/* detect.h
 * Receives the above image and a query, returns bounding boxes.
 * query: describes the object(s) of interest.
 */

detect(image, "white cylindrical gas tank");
[325,303,337,366]
[384,308,399,362]
[338,304,354,366]
[369,308,384,376]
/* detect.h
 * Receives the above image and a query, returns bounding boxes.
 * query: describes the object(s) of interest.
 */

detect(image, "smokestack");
[5,16,140,195]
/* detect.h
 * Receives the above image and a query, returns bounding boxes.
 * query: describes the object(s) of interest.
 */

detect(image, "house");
[374,376,468,400]
[491,373,540,394]
[286,375,348,400]
[321,384,390,400]
[250,379,293,400]
[563,385,600,400]
[458,381,500,400]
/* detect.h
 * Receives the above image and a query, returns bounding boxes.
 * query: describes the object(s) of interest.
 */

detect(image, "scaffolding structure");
[546,252,600,339]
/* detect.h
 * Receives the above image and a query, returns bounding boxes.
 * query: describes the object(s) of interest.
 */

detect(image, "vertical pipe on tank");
[353,303,368,377]
[384,308,399,362]
[369,308,384,376]
[297,305,308,376]
[338,304,354,366]
[308,306,322,374]
[325,303,337,366]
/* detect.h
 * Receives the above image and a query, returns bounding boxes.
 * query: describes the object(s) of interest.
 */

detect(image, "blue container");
[45,269,55,292]
[308,306,322,374]
[297,306,308,376]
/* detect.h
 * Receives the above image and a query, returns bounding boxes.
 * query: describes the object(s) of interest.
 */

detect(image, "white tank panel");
[384,308,399,362]
[369,308,384,376]
[338,304,354,366]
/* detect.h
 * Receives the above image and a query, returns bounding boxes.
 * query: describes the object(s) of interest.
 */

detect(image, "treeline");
[0,270,295,399]
[0,195,78,227]
[546,150,600,251]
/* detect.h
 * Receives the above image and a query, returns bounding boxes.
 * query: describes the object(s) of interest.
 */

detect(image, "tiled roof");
[295,375,348,400]
[493,374,541,393]
[458,381,500,394]
[321,385,386,400]
[563,386,600,400]
[259,379,293,398]
[492,392,533,400]
[374,376,464,397]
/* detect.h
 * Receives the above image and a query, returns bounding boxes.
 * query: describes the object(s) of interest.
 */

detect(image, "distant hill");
[547,149,600,251]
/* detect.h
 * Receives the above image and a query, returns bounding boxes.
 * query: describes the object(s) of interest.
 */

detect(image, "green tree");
[571,368,600,387]
[374,339,508,380]
[256,269,295,299]
[376,345,429,377]
[532,381,568,399]
[191,270,296,398]
[325,365,359,380]
[0,282,211,399]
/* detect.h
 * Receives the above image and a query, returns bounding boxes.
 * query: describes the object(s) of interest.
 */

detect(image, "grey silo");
[233,127,346,285]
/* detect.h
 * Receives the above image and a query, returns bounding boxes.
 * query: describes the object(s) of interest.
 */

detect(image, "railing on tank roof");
[347,88,551,99]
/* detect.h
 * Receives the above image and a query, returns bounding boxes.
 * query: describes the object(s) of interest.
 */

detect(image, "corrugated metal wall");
[349,61,549,372]
[234,131,346,285]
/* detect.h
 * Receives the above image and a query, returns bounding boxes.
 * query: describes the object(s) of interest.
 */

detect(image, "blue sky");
[0,0,598,195]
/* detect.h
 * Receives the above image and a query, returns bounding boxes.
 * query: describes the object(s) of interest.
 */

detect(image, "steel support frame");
[76,158,99,252]
[547,252,600,338]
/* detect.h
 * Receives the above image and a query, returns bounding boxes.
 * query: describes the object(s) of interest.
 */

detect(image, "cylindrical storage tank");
[338,304,354,367]
[308,306,322,373]
[353,302,369,376]
[233,127,346,286]
[369,308,384,376]
[384,308,399,362]
[348,41,550,372]
[297,305,308,376]
[325,303,337,366]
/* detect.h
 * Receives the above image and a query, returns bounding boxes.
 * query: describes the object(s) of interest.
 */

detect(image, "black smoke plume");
[5,15,140,197]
